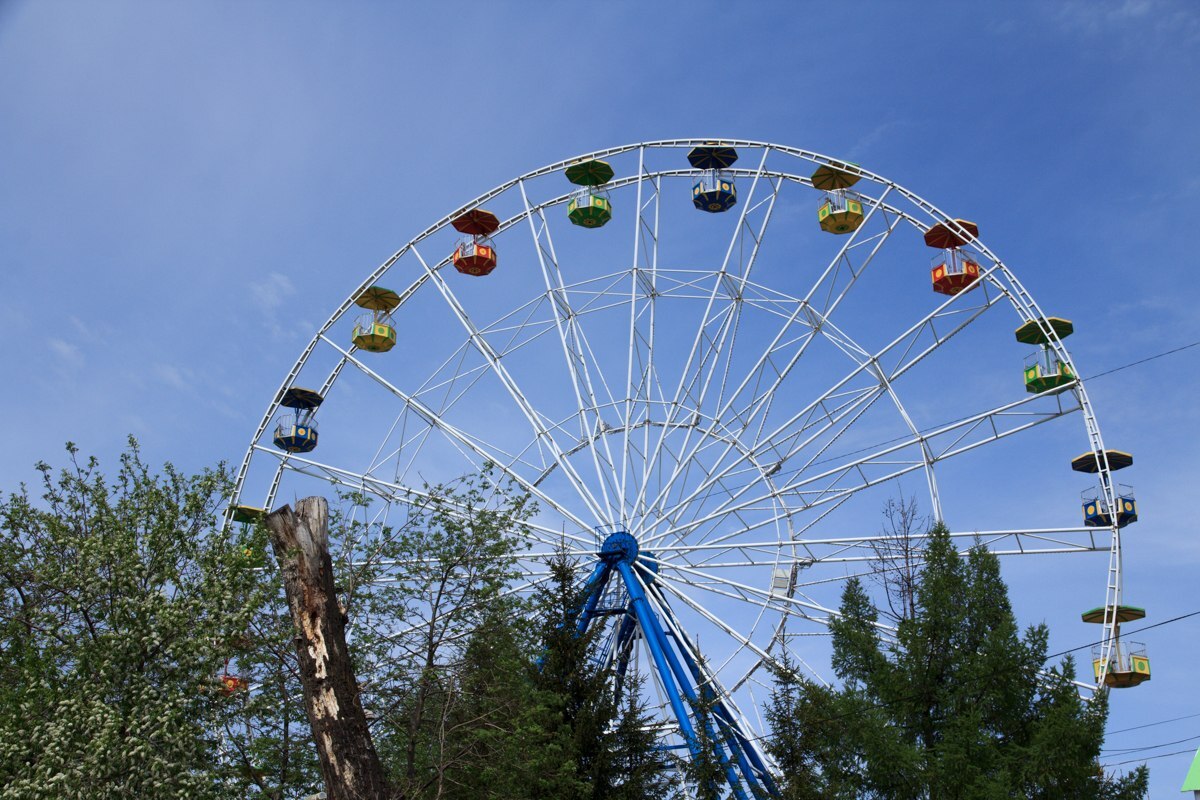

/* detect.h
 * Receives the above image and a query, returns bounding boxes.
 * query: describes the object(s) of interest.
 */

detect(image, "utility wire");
[1086,340,1200,381]
[1108,711,1200,735]
[1102,733,1200,755]
[1045,610,1200,660]
[1102,747,1198,768]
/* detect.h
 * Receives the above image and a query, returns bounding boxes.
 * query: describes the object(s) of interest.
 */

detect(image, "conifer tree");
[765,522,1148,799]
[532,548,680,800]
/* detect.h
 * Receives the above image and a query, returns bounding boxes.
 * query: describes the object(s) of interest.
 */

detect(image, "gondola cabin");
[452,241,498,275]
[352,285,401,352]
[1014,317,1074,346]
[688,146,738,213]
[817,190,864,234]
[1081,604,1144,625]
[1023,349,1075,393]
[273,387,323,453]
[451,209,500,276]
[692,171,737,212]
[923,218,978,250]
[1090,641,1150,688]
[930,249,981,295]
[568,191,613,227]
[221,673,250,695]
[565,160,614,228]
[231,505,266,526]
[1081,484,1138,528]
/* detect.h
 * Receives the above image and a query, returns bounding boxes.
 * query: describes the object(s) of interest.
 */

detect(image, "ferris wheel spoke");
[686,491,849,571]
[648,567,808,682]
[410,245,611,524]
[253,446,591,549]
[298,341,604,539]
[323,335,542,475]
[637,176,784,528]
[650,554,837,618]
[640,383,887,550]
[651,389,1081,547]
[665,525,1103,573]
[671,191,901,498]
[633,150,773,526]
[724,188,901,426]
[624,150,659,518]
[643,283,1007,547]
[517,180,625,526]
[633,187,668,526]
[807,314,944,517]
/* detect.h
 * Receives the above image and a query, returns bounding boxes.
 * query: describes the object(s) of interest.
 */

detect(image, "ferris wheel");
[231,139,1144,798]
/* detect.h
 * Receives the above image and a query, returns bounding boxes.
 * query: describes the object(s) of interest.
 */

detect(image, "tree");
[766,522,1149,799]
[531,547,680,800]
[0,440,270,799]
[868,495,928,623]
[264,497,390,800]
[0,445,683,800]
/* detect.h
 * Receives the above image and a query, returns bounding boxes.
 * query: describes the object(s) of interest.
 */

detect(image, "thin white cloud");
[47,337,82,366]
[847,119,912,160]
[154,363,193,392]
[1054,0,1152,34]
[1052,0,1199,42]
[249,271,297,312]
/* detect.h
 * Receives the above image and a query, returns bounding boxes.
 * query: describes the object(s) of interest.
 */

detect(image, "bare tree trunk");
[266,497,391,800]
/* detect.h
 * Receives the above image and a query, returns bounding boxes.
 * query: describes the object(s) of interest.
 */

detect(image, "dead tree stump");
[265,497,391,800]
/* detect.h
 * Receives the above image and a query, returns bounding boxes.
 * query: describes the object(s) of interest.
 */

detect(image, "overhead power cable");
[1046,610,1200,660]
[1102,732,1200,755]
[1086,340,1200,381]
[1107,711,1200,735]
[720,608,1200,751]
[1102,747,1198,768]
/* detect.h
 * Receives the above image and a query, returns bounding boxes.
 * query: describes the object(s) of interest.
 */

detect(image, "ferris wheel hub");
[599,529,640,566]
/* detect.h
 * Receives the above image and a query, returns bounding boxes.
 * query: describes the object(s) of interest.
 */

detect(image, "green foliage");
[766,522,1149,800]
[0,440,270,799]
[531,549,679,800]
[0,448,685,799]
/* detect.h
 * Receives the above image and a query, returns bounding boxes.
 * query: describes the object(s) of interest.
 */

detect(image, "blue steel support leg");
[575,561,611,636]
[675,637,773,798]
[650,585,779,798]
[613,562,703,765]
[610,609,637,706]
[615,561,749,800]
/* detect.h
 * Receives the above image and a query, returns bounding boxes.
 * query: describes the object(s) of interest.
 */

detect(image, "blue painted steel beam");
[616,561,749,800]
[612,560,704,764]
[650,584,780,798]
[575,561,611,636]
[610,610,637,705]
[673,633,775,798]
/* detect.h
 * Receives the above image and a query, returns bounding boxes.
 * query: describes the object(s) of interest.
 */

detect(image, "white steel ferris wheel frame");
[231,139,1130,784]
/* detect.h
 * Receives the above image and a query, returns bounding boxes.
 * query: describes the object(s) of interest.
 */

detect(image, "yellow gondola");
[352,286,401,352]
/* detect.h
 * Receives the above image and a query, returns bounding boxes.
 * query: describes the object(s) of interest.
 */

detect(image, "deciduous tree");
[0,441,269,799]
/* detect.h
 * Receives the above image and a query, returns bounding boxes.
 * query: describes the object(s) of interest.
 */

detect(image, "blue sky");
[2,1,1199,793]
